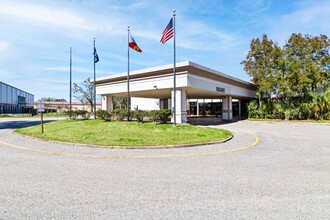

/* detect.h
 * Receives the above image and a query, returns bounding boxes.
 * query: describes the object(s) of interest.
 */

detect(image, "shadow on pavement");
[187,117,240,126]
[0,120,55,129]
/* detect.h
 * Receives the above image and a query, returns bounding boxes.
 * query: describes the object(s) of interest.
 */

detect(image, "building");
[0,81,34,114]
[33,102,102,113]
[95,61,257,123]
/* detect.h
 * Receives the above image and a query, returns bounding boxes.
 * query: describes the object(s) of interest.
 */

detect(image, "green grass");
[0,113,33,118]
[15,120,232,147]
[33,113,66,118]
[0,113,64,118]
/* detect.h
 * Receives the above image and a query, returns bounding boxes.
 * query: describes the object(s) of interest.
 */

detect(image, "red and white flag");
[160,18,174,44]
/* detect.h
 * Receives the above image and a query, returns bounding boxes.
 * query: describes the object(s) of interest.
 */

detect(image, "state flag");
[94,47,99,63]
[129,34,142,53]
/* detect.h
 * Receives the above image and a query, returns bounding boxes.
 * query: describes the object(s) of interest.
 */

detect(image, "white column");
[171,89,187,124]
[181,90,187,123]
[222,96,233,120]
[101,95,113,111]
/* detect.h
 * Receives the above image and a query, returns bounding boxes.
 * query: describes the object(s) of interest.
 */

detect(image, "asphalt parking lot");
[0,118,329,219]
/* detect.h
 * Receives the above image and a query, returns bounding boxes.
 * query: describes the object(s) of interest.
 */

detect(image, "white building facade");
[95,61,256,123]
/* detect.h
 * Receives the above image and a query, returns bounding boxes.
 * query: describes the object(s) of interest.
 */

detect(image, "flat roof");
[95,61,255,88]
[0,81,34,96]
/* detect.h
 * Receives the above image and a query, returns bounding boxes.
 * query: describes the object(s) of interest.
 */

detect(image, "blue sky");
[1,0,330,101]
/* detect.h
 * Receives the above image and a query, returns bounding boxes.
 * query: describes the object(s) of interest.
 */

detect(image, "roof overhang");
[95,61,257,99]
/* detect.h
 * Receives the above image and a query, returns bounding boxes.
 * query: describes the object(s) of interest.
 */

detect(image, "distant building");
[33,102,101,113]
[0,81,34,114]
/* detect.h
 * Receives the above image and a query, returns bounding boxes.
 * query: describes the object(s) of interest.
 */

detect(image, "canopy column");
[171,89,187,124]
[222,96,232,121]
[101,95,113,111]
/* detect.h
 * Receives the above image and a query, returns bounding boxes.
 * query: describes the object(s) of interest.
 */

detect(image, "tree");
[241,34,282,105]
[73,78,94,112]
[242,33,330,120]
[284,34,330,96]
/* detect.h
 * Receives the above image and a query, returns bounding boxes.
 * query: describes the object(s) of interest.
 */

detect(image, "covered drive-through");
[95,61,257,123]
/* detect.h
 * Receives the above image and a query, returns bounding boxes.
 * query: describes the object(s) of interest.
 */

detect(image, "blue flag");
[94,47,99,63]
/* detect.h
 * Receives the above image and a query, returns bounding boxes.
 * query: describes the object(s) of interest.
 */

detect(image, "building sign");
[216,87,225,92]
[38,101,45,113]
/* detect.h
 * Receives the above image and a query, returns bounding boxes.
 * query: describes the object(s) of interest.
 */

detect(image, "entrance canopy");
[95,61,256,99]
[95,61,256,122]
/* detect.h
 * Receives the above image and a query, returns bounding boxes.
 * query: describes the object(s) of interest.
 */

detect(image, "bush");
[299,102,313,119]
[159,109,171,123]
[76,110,90,119]
[131,110,149,123]
[273,103,285,119]
[247,100,260,118]
[64,110,77,119]
[149,110,160,123]
[96,110,112,121]
[112,109,127,121]
[147,109,171,123]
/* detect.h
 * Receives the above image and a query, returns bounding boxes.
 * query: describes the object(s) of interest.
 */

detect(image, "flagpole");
[69,47,72,119]
[127,26,131,121]
[173,10,177,127]
[93,38,96,119]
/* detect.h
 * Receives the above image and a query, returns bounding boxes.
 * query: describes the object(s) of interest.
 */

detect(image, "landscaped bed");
[15,120,232,147]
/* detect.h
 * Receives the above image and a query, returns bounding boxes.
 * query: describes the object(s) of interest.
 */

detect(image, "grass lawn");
[0,113,33,118]
[15,120,232,147]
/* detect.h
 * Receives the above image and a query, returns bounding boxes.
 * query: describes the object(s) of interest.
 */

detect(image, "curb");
[13,130,233,150]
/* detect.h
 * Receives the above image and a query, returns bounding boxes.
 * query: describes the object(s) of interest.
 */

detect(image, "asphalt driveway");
[0,118,329,219]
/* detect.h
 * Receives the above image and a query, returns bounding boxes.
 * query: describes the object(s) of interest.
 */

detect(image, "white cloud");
[235,0,271,15]
[0,69,20,79]
[0,41,21,64]
[0,0,94,30]
[267,1,330,45]
[0,41,11,55]
[177,21,238,51]
[281,3,330,29]
[0,41,10,51]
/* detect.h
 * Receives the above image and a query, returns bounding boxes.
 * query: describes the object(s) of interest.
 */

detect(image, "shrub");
[159,109,171,123]
[76,110,90,119]
[147,109,171,123]
[112,109,127,121]
[131,110,149,123]
[273,103,285,119]
[247,100,260,118]
[64,110,77,119]
[64,110,90,120]
[297,103,310,120]
[96,110,112,121]
[149,110,160,123]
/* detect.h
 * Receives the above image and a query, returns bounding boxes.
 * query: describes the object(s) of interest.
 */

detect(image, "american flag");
[160,18,174,44]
